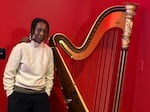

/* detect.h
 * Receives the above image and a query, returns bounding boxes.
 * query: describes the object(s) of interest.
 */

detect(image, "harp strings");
[92,29,120,112]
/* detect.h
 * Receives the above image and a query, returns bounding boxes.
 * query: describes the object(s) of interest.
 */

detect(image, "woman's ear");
[32,34,35,39]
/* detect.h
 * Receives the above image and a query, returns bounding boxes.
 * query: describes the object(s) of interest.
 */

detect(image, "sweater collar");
[30,40,43,47]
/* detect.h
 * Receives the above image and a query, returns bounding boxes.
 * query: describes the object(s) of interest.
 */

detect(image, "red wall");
[0,0,148,112]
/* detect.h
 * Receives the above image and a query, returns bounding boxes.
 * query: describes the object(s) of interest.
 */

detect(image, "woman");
[3,18,54,112]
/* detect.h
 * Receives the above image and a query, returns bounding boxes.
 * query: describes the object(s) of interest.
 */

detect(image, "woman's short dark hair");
[30,18,50,35]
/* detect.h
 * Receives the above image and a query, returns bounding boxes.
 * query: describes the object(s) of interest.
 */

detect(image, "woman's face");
[33,22,49,43]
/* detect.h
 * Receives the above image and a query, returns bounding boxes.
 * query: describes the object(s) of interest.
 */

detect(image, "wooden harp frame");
[49,3,138,112]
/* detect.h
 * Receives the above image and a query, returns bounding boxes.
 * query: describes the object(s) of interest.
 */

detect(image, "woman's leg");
[31,93,50,112]
[8,91,32,112]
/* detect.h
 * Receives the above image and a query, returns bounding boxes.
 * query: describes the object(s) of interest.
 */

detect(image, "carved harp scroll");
[49,3,138,112]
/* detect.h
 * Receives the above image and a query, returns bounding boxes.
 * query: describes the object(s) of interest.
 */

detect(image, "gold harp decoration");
[49,3,138,112]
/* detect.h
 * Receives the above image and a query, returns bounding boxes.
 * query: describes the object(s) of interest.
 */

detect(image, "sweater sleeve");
[45,48,54,96]
[3,44,22,97]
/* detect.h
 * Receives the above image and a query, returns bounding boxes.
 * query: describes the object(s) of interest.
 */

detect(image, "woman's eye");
[36,28,48,34]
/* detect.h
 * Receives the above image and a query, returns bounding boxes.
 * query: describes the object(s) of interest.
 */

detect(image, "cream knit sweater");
[3,40,54,97]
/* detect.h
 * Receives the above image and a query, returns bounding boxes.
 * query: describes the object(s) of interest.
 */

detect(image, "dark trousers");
[8,91,50,112]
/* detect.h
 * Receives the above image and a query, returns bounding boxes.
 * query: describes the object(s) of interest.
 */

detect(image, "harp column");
[122,3,138,49]
[113,3,138,112]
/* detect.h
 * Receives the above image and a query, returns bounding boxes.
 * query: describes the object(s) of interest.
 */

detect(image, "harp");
[49,3,138,112]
